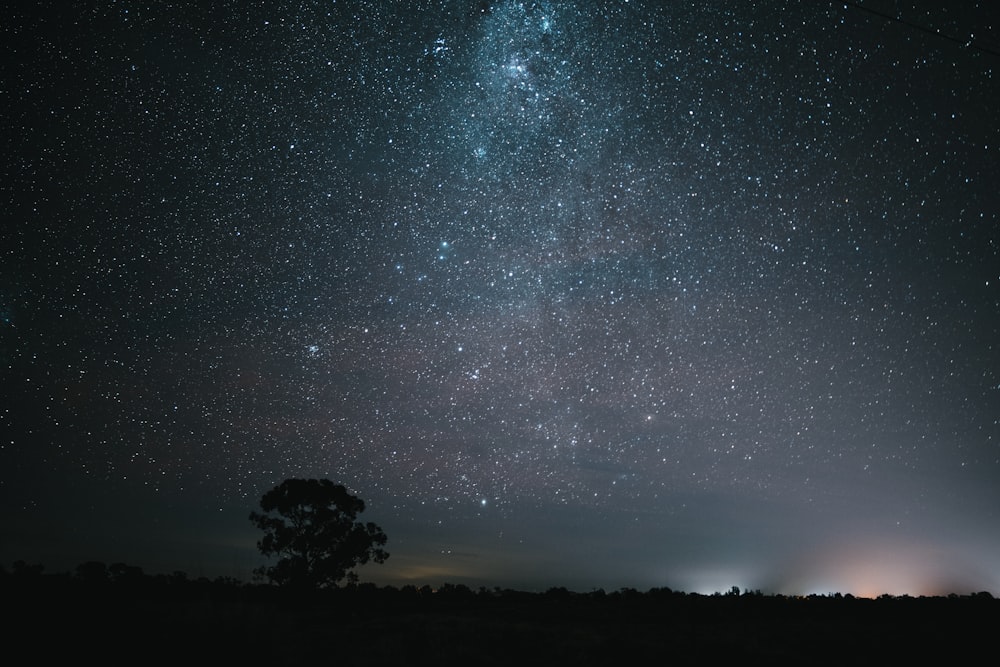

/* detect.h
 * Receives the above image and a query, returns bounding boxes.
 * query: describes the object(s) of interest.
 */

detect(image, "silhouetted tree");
[75,561,109,584]
[11,560,44,578]
[249,478,388,589]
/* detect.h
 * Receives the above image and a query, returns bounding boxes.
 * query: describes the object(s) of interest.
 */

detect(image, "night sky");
[3,1,999,596]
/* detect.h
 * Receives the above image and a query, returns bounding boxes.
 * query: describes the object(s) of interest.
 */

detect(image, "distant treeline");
[5,559,998,664]
[3,558,995,601]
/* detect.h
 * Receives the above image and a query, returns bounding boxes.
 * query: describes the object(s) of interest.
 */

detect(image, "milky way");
[2,1,998,594]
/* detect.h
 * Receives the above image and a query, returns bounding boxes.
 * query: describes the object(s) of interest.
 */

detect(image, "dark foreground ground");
[5,569,998,665]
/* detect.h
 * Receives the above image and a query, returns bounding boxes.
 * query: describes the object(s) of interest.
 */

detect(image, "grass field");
[5,569,997,665]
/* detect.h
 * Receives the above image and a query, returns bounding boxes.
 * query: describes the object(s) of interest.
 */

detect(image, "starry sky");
[2,1,999,596]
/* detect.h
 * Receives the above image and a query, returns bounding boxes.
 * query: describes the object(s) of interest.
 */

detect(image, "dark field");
[5,568,997,665]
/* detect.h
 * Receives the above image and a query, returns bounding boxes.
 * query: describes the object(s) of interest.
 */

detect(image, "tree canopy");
[249,479,388,589]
